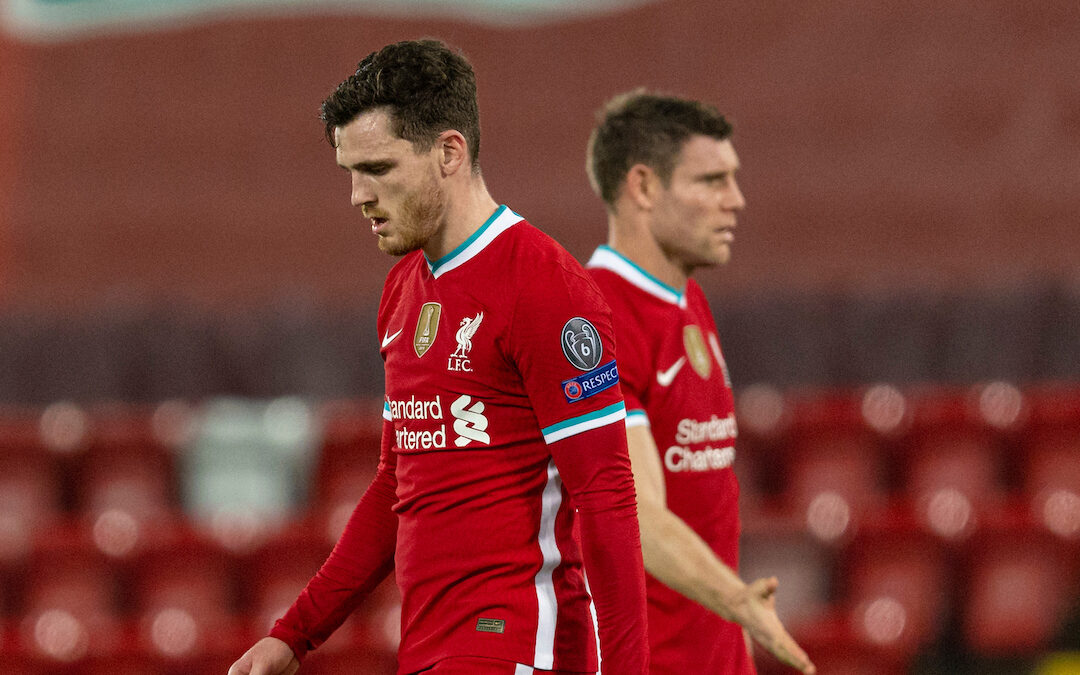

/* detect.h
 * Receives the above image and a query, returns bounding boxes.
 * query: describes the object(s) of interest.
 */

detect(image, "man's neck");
[607,216,690,292]
[422,179,499,262]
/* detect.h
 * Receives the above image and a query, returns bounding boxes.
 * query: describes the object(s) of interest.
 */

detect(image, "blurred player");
[228,40,649,675]
[584,90,815,674]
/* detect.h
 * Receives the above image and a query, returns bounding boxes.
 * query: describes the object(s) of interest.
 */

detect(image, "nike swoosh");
[381,328,403,348]
[656,356,687,387]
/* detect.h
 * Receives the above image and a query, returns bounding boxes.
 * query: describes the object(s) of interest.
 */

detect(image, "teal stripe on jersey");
[587,245,685,307]
[541,402,626,443]
[423,200,520,275]
[625,409,650,427]
[383,401,392,421]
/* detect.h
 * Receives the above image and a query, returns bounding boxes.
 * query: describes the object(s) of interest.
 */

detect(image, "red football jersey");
[587,245,754,675]
[273,208,648,675]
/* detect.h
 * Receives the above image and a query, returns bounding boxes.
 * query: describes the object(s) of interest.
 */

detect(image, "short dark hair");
[587,90,733,206]
[321,39,481,167]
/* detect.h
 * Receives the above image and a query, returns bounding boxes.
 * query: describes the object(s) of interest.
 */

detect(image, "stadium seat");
[783,434,888,543]
[777,387,900,542]
[128,533,245,662]
[838,525,951,658]
[961,524,1079,656]
[0,449,63,571]
[16,539,122,665]
[71,438,178,559]
[899,391,1006,540]
[1022,429,1080,539]
[0,414,66,567]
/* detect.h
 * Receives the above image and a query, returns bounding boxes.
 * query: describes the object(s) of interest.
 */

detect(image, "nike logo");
[381,328,403,348]
[656,356,687,387]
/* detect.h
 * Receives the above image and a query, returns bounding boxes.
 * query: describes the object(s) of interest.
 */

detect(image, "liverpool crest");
[448,311,484,372]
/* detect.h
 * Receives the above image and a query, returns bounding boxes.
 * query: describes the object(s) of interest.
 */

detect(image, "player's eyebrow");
[340,159,396,174]
[698,169,736,182]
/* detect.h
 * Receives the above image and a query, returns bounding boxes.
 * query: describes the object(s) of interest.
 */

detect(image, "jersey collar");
[425,205,523,278]
[586,245,687,308]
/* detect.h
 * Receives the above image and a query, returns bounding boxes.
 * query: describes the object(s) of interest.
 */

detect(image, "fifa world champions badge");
[561,317,603,371]
[414,302,442,357]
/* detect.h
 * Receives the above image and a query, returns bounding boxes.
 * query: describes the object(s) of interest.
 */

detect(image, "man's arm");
[626,424,816,674]
[548,420,650,674]
[229,419,399,673]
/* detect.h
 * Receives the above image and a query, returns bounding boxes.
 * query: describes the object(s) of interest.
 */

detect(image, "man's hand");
[227,637,300,675]
[734,576,816,674]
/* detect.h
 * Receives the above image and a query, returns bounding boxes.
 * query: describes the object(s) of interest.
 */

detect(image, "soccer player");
[227,41,649,675]
[583,91,815,674]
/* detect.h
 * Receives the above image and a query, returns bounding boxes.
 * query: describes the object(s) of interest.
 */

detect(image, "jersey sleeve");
[587,270,652,428]
[508,259,650,672]
[269,414,398,660]
[548,419,650,673]
[506,260,628,440]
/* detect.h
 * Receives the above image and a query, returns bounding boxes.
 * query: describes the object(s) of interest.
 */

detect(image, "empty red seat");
[779,386,904,541]
[128,534,244,661]
[784,436,888,543]
[1022,428,1080,539]
[0,447,63,568]
[961,524,1078,655]
[839,526,950,658]
[900,420,1004,540]
[72,443,179,560]
[17,539,121,665]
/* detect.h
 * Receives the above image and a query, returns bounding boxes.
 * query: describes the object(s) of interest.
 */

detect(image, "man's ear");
[624,163,660,210]
[437,130,469,176]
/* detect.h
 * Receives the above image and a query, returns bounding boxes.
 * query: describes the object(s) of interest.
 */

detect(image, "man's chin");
[377,236,416,257]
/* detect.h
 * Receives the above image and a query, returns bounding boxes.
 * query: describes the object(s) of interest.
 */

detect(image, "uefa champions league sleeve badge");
[561,317,603,371]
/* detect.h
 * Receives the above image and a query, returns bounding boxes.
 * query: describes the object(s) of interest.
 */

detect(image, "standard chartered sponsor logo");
[665,445,736,473]
[387,393,491,450]
[451,395,490,447]
[674,413,738,445]
[665,413,738,473]
[387,394,443,420]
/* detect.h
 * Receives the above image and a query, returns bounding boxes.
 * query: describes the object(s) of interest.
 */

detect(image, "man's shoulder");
[498,219,598,286]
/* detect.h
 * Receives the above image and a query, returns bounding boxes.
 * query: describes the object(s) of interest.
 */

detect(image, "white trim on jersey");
[624,409,650,427]
[585,245,687,308]
[540,402,626,444]
[426,205,524,278]
[514,664,534,675]
[532,458,563,670]
[583,571,603,675]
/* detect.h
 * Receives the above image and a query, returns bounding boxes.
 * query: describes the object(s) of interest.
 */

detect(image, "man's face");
[335,108,446,256]
[649,135,745,271]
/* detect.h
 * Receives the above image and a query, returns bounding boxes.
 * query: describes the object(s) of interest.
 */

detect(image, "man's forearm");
[637,496,748,622]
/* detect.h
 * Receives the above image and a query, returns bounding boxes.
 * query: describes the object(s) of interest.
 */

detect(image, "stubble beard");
[377,171,447,257]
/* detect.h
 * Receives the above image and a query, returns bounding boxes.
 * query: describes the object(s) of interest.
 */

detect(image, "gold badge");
[414,302,441,357]
[683,325,712,379]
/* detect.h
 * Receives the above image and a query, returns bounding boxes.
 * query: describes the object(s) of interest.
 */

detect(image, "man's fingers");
[771,632,815,674]
[227,656,249,675]
[749,575,779,598]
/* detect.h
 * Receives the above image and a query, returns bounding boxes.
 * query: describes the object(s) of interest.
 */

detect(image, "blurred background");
[1,0,1079,673]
